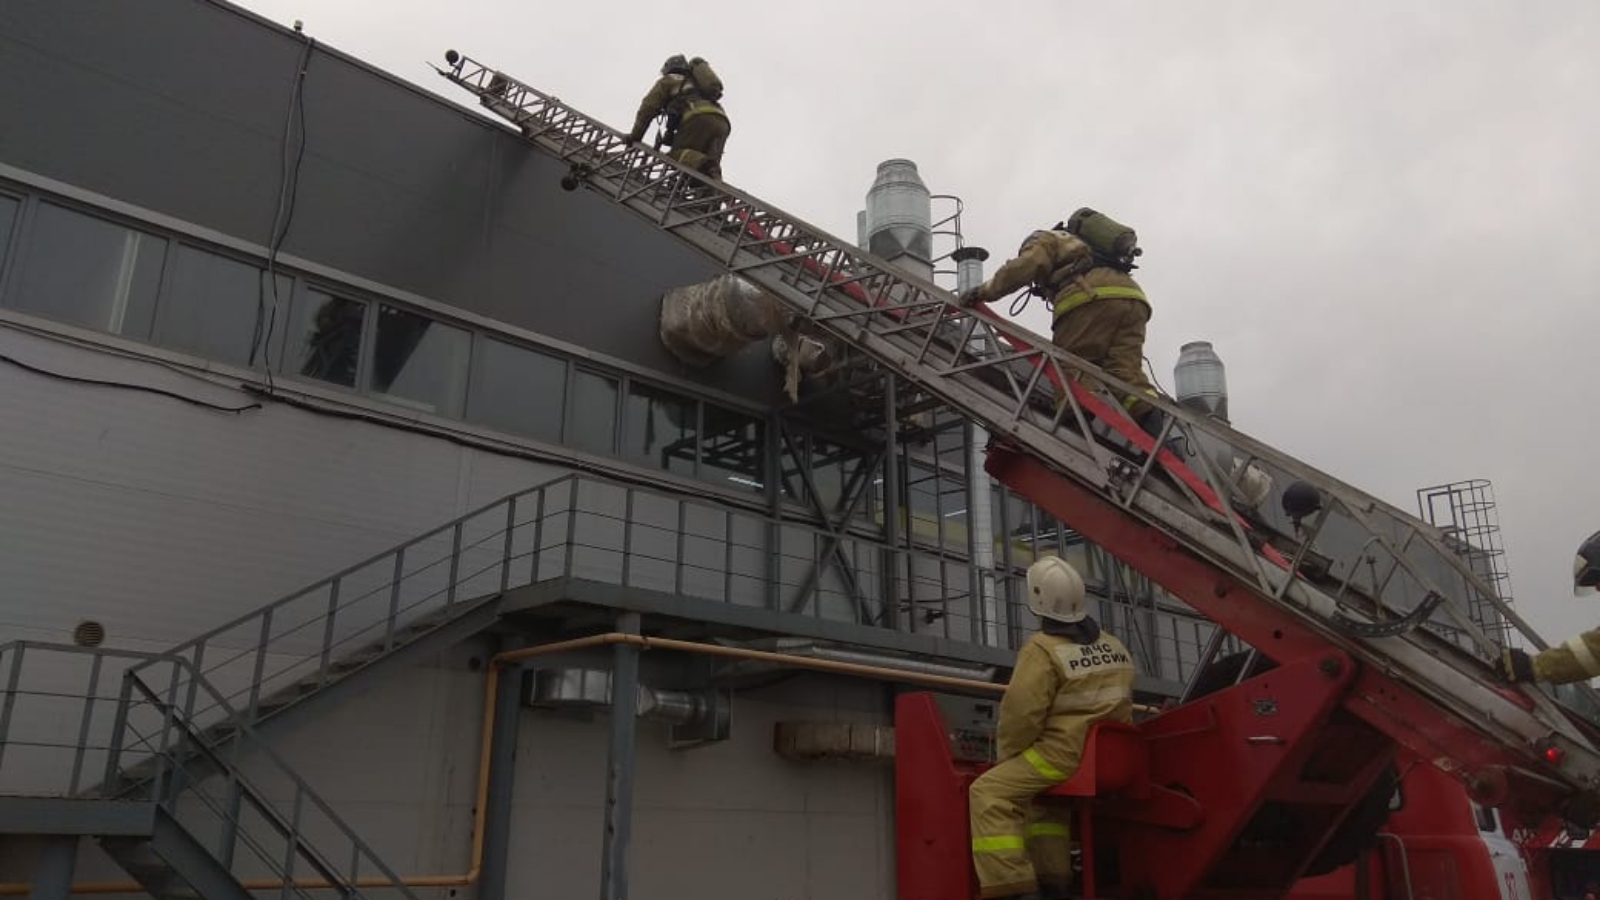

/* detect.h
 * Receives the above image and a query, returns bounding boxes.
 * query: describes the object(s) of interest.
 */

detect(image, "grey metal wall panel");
[0,0,783,403]
[0,329,564,649]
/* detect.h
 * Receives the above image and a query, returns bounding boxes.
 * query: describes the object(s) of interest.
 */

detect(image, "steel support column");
[480,648,525,900]
[27,837,78,900]
[881,374,902,631]
[599,611,642,900]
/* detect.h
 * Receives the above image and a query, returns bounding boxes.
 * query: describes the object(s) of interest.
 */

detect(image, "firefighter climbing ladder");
[437,53,1600,803]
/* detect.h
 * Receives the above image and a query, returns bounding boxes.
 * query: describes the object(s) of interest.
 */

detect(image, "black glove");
[1497,648,1535,683]
[957,287,987,308]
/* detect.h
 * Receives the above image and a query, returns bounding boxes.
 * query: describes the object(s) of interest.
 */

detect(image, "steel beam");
[26,837,78,900]
[881,374,902,631]
[599,611,641,900]
[480,650,524,900]
[0,799,155,836]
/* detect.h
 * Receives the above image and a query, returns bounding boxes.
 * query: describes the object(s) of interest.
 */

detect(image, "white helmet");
[1576,530,1600,596]
[1026,556,1087,623]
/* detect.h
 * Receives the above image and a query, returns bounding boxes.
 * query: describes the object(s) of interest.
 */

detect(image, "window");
[284,288,365,388]
[465,337,566,441]
[9,203,165,337]
[568,369,619,455]
[371,305,469,416]
[0,195,18,274]
[624,381,695,475]
[156,245,289,367]
[701,405,765,493]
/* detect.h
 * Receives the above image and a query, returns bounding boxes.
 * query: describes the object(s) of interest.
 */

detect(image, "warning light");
[1546,745,1566,765]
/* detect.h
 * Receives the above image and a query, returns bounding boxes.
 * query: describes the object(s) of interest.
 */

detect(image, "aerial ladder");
[436,53,1600,898]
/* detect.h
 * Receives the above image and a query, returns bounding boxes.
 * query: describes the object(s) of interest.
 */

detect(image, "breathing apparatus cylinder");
[1066,208,1140,264]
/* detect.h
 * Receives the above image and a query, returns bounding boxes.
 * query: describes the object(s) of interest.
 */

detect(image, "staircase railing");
[0,641,419,899]
[135,469,1166,738]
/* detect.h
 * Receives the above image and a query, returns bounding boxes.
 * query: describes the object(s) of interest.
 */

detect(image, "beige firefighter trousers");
[669,112,730,180]
[970,753,1073,898]
[1052,297,1157,419]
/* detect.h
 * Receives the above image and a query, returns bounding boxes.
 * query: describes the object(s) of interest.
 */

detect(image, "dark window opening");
[701,406,765,493]
[286,288,366,388]
[371,305,469,416]
[624,381,695,476]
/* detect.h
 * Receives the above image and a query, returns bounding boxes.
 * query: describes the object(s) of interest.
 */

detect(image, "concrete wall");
[0,0,783,405]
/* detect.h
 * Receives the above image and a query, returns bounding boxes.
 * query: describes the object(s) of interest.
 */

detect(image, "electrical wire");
[249,33,316,388]
[0,352,261,414]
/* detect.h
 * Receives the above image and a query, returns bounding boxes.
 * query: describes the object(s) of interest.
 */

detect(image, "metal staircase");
[0,475,592,896]
[436,52,1600,805]
[0,643,420,900]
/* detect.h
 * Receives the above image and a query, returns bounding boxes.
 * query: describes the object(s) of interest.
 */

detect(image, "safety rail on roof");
[435,51,1600,797]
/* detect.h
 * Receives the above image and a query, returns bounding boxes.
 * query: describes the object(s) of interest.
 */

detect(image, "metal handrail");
[0,642,419,900]
[118,465,1222,737]
[124,461,1196,730]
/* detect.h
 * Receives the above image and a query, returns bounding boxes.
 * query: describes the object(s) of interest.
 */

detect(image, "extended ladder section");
[437,54,1599,814]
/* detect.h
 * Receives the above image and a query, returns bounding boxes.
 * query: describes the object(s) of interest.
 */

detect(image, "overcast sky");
[234,0,1599,644]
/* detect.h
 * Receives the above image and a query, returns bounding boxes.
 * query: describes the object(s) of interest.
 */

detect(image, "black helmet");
[1577,530,1600,593]
[661,54,690,76]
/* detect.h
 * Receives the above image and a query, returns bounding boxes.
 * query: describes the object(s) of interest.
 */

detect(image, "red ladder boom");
[435,51,1600,841]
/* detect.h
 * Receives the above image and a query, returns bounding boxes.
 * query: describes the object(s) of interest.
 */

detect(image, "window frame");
[0,176,813,511]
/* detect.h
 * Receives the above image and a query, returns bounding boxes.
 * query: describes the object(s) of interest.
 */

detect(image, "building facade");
[0,2,1266,898]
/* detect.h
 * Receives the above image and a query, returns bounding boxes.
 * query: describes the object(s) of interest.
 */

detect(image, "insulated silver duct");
[951,245,999,645]
[658,274,787,368]
[525,668,716,727]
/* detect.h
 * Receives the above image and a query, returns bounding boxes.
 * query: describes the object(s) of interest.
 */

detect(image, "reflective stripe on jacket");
[1052,282,1148,320]
[968,230,1148,323]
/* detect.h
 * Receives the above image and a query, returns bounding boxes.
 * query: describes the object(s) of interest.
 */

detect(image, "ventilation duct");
[522,668,731,745]
[658,273,838,401]
[659,274,787,368]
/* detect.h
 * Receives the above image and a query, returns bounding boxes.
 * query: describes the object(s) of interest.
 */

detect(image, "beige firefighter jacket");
[629,73,726,142]
[996,630,1136,779]
[1534,627,1600,684]
[967,230,1148,325]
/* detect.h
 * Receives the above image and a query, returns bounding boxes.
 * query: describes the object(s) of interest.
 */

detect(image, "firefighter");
[625,54,730,180]
[958,209,1160,432]
[1497,530,1600,684]
[968,556,1136,900]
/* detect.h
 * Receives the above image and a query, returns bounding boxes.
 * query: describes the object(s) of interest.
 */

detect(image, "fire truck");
[438,54,1600,900]
[896,658,1600,900]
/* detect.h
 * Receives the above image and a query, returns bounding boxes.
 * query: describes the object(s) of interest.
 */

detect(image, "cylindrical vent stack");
[952,246,990,296]
[860,159,933,282]
[1175,340,1229,422]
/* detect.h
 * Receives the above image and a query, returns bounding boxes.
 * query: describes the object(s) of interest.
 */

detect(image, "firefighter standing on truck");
[969,556,1136,900]
[959,208,1161,434]
[1499,530,1600,684]
[625,54,730,180]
